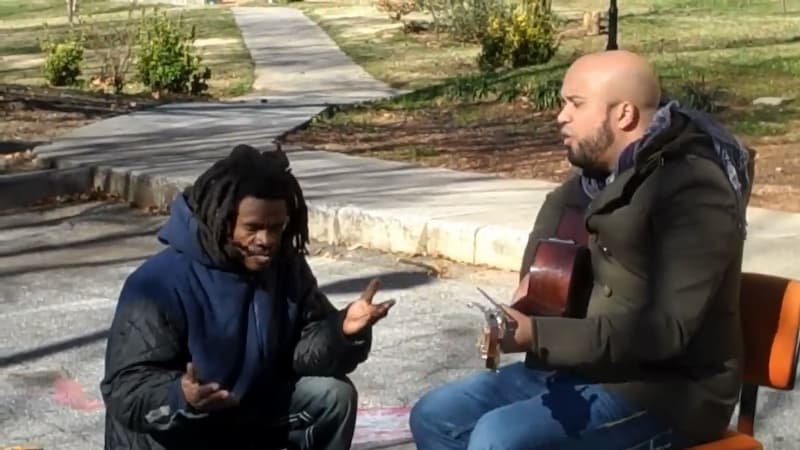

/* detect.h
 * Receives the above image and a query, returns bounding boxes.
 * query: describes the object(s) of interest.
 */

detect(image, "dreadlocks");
[184,144,309,268]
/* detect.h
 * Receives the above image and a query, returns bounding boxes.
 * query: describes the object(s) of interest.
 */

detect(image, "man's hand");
[342,278,396,336]
[180,362,238,412]
[498,305,535,354]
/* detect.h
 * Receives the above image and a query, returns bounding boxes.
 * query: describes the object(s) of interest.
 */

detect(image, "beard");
[565,119,615,174]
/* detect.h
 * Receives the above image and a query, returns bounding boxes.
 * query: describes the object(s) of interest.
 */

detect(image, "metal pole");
[607,0,619,50]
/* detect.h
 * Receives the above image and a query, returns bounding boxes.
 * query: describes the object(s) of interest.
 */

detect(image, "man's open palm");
[181,363,238,412]
[342,278,396,336]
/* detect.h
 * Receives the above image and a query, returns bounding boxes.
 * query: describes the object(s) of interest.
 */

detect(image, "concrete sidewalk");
[256,150,800,281]
[30,6,800,281]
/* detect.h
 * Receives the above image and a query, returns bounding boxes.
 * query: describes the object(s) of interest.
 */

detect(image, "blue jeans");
[409,362,679,450]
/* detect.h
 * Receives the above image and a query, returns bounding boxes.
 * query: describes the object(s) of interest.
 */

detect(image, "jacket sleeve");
[292,257,372,376]
[528,160,742,367]
[100,278,205,432]
[519,176,584,280]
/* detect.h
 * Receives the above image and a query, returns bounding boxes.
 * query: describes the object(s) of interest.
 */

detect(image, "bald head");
[556,50,663,173]
[567,50,661,113]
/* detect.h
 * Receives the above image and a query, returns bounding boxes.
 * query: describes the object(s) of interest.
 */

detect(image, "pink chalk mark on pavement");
[51,375,103,411]
[353,406,412,444]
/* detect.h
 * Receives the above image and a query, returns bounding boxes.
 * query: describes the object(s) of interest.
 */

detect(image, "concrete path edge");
[75,163,528,272]
[0,166,93,210]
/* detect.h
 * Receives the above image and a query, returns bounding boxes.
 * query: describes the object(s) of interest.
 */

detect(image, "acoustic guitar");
[512,205,592,317]
[475,206,593,370]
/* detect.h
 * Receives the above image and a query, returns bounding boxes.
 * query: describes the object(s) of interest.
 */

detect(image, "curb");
[307,202,528,272]
[0,166,93,210]
[43,161,528,273]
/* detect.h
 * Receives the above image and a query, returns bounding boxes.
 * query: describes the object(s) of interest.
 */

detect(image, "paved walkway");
[32,7,800,282]
[12,5,800,449]
[235,7,399,101]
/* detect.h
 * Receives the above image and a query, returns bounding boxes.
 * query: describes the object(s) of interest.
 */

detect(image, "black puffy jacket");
[100,195,371,450]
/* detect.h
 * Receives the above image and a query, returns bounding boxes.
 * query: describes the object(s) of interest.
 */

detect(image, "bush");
[136,10,211,97]
[40,30,85,87]
[477,0,559,71]
[449,0,503,43]
[84,7,142,94]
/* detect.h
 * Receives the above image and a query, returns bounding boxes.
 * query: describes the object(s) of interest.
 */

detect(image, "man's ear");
[616,102,639,131]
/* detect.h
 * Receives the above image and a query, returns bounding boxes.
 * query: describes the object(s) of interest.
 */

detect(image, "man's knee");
[322,377,358,418]
[301,376,358,422]
[468,412,524,450]
[409,384,451,434]
[409,379,485,443]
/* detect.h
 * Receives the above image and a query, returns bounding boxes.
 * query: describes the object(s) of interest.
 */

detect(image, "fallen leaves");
[397,257,449,278]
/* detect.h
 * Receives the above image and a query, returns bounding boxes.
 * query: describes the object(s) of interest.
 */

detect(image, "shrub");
[85,8,142,94]
[40,30,85,87]
[477,0,559,71]
[449,0,504,43]
[136,10,211,97]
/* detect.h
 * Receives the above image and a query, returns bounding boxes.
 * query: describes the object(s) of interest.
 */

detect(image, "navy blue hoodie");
[125,194,301,406]
[101,193,371,448]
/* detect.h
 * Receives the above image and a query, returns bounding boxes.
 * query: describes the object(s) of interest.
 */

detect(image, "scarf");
[579,100,751,235]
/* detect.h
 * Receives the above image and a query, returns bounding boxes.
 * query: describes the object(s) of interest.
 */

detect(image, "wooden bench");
[688,272,800,450]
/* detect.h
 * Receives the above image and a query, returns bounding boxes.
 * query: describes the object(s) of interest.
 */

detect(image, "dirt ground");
[282,100,800,213]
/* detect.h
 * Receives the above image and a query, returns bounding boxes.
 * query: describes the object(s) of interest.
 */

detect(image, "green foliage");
[492,77,562,109]
[665,76,726,113]
[39,27,85,87]
[136,9,211,96]
[477,0,559,71]
[446,73,495,101]
[526,78,561,110]
[676,76,726,113]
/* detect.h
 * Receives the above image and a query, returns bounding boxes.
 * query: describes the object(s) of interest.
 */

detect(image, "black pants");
[107,376,358,450]
[270,376,358,450]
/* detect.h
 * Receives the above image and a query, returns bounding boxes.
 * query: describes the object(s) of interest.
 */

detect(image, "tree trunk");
[606,0,618,50]
[66,0,78,24]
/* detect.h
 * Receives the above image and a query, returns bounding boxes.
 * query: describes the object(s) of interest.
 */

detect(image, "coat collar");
[585,111,690,217]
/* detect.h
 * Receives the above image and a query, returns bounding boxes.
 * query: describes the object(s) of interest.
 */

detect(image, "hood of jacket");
[157,193,216,267]
[153,193,299,404]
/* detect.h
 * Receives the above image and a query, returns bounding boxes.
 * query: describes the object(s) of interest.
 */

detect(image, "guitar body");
[511,206,593,318]
[476,206,593,370]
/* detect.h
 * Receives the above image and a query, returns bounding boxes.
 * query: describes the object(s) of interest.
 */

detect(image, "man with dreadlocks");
[101,144,395,450]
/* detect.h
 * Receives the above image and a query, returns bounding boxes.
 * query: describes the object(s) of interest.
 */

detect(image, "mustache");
[231,242,272,256]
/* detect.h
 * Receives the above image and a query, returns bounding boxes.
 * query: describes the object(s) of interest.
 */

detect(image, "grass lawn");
[0,0,254,99]
[284,0,800,212]
[295,0,800,134]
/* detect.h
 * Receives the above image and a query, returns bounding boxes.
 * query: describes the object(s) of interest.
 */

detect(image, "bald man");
[409,50,753,449]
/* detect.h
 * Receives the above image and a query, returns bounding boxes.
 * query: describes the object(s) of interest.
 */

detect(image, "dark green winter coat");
[520,110,753,446]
